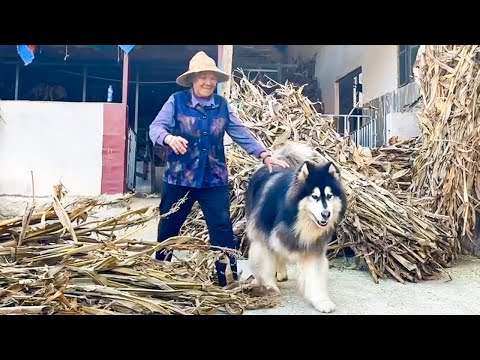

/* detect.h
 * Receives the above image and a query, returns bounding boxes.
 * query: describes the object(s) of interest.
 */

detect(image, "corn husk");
[368,137,419,194]
[0,186,278,315]
[183,70,456,284]
[410,45,480,255]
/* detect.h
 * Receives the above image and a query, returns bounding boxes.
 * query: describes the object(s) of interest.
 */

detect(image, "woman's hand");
[165,135,188,155]
[263,155,290,172]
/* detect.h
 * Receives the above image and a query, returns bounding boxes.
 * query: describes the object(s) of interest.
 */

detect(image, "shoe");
[155,249,173,261]
[215,255,238,287]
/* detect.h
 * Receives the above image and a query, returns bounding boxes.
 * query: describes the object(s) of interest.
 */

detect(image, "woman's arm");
[149,96,188,155]
[225,102,267,158]
[149,95,176,147]
[225,102,290,171]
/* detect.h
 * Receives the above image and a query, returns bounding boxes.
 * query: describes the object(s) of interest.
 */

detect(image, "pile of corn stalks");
[368,137,420,197]
[0,186,278,315]
[184,70,457,284]
[410,45,480,255]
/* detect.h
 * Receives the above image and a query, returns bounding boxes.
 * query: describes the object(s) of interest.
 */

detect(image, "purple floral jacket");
[149,89,266,188]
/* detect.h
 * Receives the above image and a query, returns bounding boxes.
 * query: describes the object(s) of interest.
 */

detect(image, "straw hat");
[176,51,230,87]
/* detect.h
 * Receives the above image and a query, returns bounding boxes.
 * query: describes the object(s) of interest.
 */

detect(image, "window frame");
[398,45,420,87]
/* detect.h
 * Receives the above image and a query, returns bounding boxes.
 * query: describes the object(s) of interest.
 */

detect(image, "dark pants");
[156,182,239,286]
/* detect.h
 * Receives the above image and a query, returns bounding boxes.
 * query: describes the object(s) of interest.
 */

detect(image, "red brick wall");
[101,103,128,194]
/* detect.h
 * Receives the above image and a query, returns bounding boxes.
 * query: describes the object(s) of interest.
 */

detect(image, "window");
[398,45,420,87]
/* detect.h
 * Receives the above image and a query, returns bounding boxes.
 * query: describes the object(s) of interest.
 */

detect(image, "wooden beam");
[134,70,140,133]
[217,45,233,99]
[218,45,235,147]
[122,52,129,105]
[14,63,19,100]
[217,45,223,97]
[82,66,87,102]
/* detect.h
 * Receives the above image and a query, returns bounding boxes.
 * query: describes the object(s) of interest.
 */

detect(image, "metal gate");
[323,113,377,148]
[126,128,137,191]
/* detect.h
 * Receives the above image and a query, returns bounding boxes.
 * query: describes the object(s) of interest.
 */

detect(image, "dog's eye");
[326,194,333,199]
[311,194,319,200]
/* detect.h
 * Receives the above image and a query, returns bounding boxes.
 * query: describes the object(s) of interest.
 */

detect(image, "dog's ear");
[298,161,313,182]
[325,161,340,181]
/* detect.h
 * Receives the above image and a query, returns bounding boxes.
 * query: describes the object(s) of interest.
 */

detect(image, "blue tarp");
[16,45,137,65]
[17,45,36,65]
[118,45,135,54]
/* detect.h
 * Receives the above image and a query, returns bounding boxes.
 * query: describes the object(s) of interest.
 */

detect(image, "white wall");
[0,101,104,197]
[289,45,399,114]
[385,112,421,141]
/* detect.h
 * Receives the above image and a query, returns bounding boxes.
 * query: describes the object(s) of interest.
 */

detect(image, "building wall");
[364,81,421,145]
[288,45,421,145]
[102,103,128,194]
[0,101,127,197]
[385,111,421,141]
[289,45,398,113]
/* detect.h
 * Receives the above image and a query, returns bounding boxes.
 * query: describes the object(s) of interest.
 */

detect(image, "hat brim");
[176,68,230,87]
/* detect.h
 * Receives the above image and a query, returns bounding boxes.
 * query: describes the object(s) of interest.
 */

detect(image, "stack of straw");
[183,70,456,284]
[410,45,480,256]
[0,186,278,315]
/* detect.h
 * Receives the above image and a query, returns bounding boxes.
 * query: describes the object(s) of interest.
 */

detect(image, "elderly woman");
[149,51,288,286]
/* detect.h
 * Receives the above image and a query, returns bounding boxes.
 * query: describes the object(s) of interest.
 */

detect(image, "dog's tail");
[271,141,316,167]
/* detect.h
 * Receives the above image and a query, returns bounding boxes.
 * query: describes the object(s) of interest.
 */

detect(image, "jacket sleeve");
[149,95,175,146]
[225,102,266,158]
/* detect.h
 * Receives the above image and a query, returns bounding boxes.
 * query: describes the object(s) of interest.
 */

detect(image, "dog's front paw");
[276,272,288,282]
[312,299,336,313]
[250,278,260,286]
[267,285,281,295]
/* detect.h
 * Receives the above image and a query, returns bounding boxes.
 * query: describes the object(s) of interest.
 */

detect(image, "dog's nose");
[321,210,330,219]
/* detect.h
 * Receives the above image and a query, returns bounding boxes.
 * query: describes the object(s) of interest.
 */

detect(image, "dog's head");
[293,160,346,228]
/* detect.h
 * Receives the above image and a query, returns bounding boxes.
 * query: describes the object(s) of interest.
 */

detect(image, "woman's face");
[192,71,218,98]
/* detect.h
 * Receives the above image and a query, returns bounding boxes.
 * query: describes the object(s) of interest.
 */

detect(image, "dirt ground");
[2,194,479,315]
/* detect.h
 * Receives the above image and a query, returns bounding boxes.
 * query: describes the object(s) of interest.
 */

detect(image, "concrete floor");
[240,257,480,315]
[3,195,480,315]
[121,196,480,315]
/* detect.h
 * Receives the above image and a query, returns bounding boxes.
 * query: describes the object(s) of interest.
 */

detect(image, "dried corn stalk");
[0,186,278,315]
[183,70,456,284]
[368,137,420,197]
[410,45,480,255]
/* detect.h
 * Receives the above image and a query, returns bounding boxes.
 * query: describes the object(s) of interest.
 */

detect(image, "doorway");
[337,67,363,134]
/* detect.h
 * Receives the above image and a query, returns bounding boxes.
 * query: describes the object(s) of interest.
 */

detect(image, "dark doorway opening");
[337,67,363,134]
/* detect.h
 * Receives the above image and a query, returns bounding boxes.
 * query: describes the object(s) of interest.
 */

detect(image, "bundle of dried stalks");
[0,186,278,315]
[410,45,480,255]
[368,137,420,196]
[184,70,456,284]
[282,55,324,113]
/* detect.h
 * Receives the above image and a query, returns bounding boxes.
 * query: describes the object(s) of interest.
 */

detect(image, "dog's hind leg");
[276,256,288,282]
[297,254,335,313]
[248,241,280,293]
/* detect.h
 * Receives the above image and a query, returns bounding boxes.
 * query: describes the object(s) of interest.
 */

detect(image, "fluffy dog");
[244,142,347,313]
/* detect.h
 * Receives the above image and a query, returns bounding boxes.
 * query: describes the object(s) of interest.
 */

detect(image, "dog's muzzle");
[311,210,330,227]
